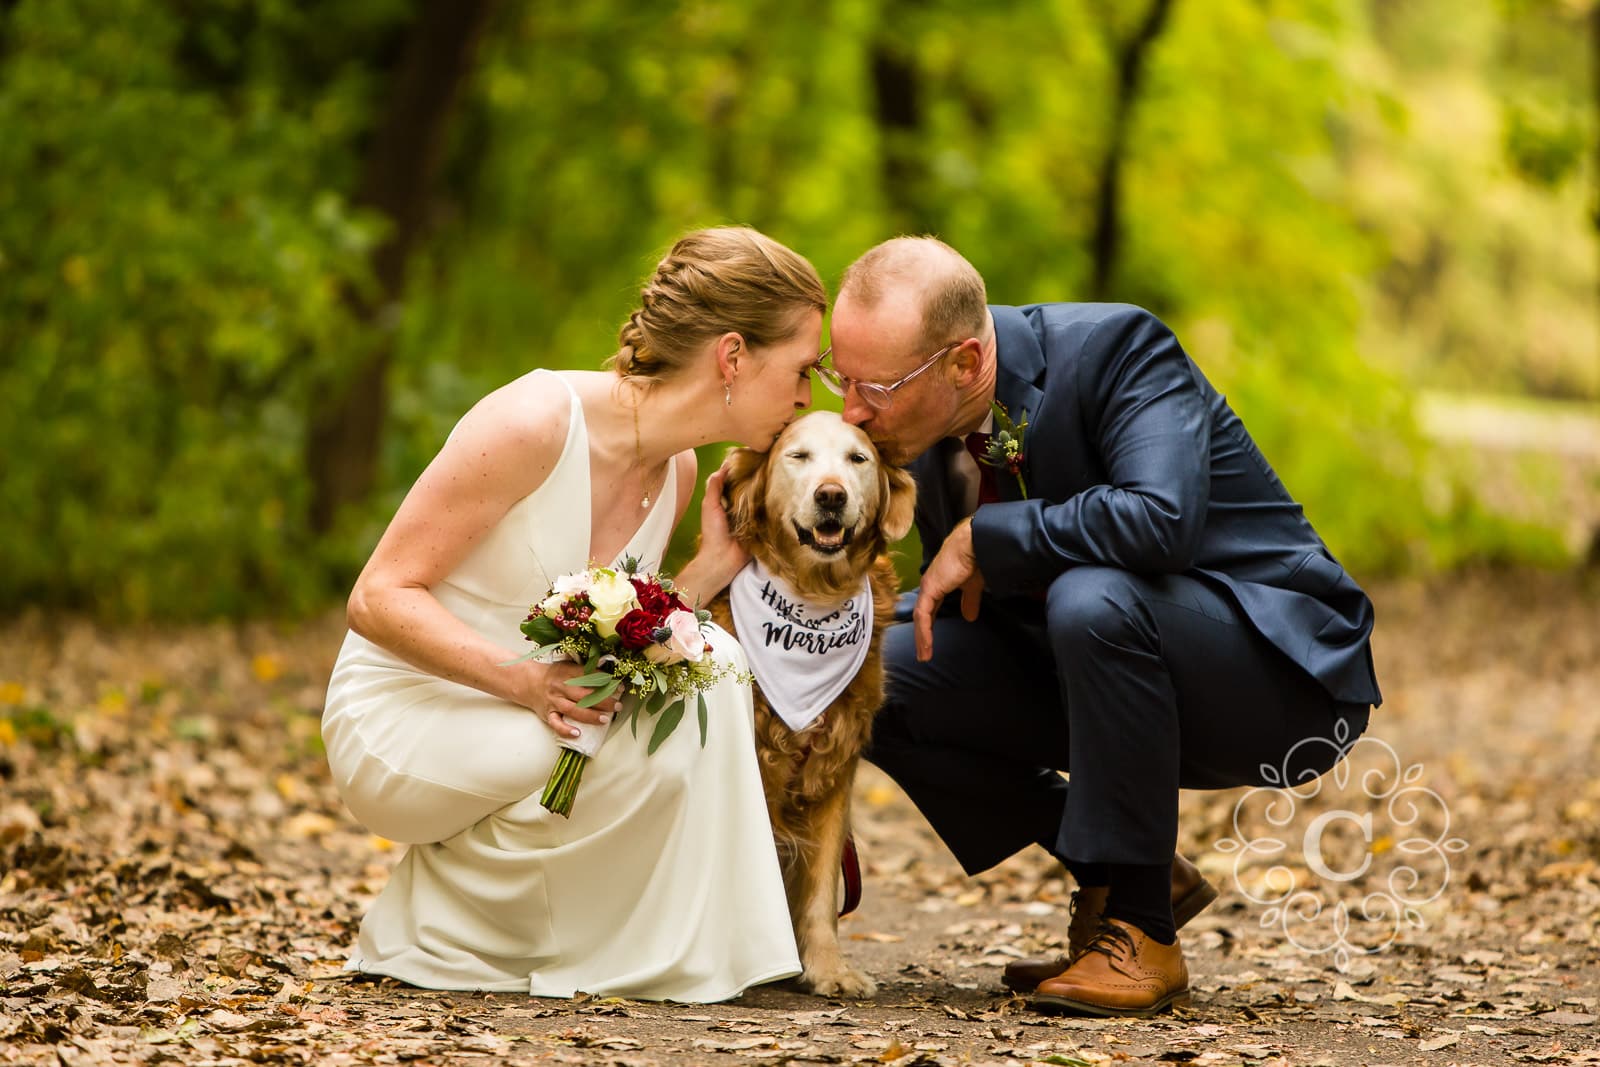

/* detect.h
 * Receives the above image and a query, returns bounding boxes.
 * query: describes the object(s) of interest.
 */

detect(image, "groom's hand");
[913,518,985,662]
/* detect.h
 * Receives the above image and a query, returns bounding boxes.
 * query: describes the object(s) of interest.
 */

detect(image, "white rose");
[587,569,639,639]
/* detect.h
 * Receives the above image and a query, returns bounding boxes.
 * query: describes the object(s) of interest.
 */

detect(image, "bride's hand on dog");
[516,661,621,740]
[699,464,749,570]
[914,518,985,662]
[675,463,752,605]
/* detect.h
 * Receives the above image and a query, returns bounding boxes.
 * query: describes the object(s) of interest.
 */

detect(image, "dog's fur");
[708,411,915,999]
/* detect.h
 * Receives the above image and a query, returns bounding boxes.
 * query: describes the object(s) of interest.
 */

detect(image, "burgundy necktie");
[963,432,1000,506]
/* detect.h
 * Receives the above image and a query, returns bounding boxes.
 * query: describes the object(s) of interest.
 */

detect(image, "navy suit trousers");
[864,566,1371,874]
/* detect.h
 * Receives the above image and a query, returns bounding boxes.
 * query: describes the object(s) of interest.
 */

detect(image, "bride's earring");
[724,381,732,407]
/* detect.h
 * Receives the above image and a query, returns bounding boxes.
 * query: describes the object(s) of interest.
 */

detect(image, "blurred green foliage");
[0,0,1589,619]
[0,0,401,615]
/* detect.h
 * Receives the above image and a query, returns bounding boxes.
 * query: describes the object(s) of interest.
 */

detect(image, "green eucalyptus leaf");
[647,698,685,755]
[522,615,561,645]
[575,677,619,708]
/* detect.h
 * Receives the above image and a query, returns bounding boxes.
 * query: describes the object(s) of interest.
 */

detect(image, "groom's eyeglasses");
[815,341,962,411]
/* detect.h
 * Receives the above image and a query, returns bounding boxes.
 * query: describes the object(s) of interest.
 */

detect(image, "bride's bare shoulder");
[461,368,587,434]
[432,369,583,490]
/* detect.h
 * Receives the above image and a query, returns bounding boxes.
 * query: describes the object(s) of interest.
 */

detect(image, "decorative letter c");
[1304,810,1373,883]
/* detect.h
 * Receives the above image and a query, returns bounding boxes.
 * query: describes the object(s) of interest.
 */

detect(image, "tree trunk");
[870,6,938,236]
[1592,3,1600,310]
[706,56,742,215]
[307,0,498,533]
[1590,3,1600,568]
[1089,0,1175,301]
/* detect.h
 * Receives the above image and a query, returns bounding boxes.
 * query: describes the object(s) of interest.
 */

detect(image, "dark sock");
[1053,851,1109,888]
[1062,857,1100,889]
[1104,861,1176,944]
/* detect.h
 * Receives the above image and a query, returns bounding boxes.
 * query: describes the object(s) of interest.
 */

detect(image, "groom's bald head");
[830,237,996,464]
[838,236,988,351]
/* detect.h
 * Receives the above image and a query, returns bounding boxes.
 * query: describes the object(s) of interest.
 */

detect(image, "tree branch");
[1090,0,1175,301]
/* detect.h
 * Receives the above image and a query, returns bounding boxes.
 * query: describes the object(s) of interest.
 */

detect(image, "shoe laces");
[1082,920,1138,963]
[1066,888,1106,960]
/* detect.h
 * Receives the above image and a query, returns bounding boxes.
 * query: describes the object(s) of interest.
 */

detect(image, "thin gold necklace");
[631,396,652,509]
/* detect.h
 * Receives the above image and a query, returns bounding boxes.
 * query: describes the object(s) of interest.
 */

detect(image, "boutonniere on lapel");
[980,399,1029,499]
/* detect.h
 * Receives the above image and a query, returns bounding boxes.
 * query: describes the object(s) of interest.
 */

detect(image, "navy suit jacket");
[910,303,1382,707]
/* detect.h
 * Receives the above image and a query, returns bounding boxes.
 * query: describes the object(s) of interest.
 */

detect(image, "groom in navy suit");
[821,237,1381,1017]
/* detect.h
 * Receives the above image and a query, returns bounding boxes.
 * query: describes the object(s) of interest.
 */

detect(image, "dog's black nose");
[814,483,847,511]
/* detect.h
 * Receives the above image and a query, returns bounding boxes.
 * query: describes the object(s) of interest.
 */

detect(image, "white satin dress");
[321,370,801,1000]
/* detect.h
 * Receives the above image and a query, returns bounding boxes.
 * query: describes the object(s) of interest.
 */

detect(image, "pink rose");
[663,609,706,663]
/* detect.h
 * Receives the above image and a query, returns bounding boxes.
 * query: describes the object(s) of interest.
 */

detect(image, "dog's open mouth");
[793,518,855,556]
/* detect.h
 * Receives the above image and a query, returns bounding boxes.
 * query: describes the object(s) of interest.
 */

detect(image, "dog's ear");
[878,464,917,542]
[720,446,769,541]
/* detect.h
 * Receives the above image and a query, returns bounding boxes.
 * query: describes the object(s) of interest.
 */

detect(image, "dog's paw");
[800,964,877,1000]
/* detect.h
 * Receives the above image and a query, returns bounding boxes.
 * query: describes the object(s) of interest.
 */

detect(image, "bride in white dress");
[321,228,826,1000]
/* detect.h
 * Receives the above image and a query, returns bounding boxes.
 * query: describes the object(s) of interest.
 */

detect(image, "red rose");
[615,608,659,651]
[631,578,678,621]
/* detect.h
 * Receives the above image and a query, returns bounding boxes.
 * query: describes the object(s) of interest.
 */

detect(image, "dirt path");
[1416,391,1600,559]
[2,570,1598,1066]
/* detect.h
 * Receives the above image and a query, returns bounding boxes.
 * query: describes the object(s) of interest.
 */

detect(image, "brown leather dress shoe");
[1001,854,1217,993]
[1028,919,1190,1017]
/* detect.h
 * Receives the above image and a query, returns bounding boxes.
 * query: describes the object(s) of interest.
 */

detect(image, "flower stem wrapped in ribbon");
[979,399,1029,499]
[507,556,746,817]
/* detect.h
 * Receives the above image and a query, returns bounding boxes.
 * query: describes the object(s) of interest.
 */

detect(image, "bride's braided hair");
[609,227,826,381]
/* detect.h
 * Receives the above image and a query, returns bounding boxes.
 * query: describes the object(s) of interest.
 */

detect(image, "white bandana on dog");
[728,558,873,732]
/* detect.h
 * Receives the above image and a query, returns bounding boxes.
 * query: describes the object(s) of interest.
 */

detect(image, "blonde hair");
[609,227,827,380]
[839,235,987,350]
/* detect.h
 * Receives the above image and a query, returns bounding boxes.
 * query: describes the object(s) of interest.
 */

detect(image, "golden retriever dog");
[709,410,915,998]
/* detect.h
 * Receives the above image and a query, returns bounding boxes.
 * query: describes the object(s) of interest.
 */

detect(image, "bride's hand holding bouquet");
[517,659,624,741]
[508,548,748,817]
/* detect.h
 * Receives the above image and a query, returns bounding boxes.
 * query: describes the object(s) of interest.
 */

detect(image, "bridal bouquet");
[510,557,739,817]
